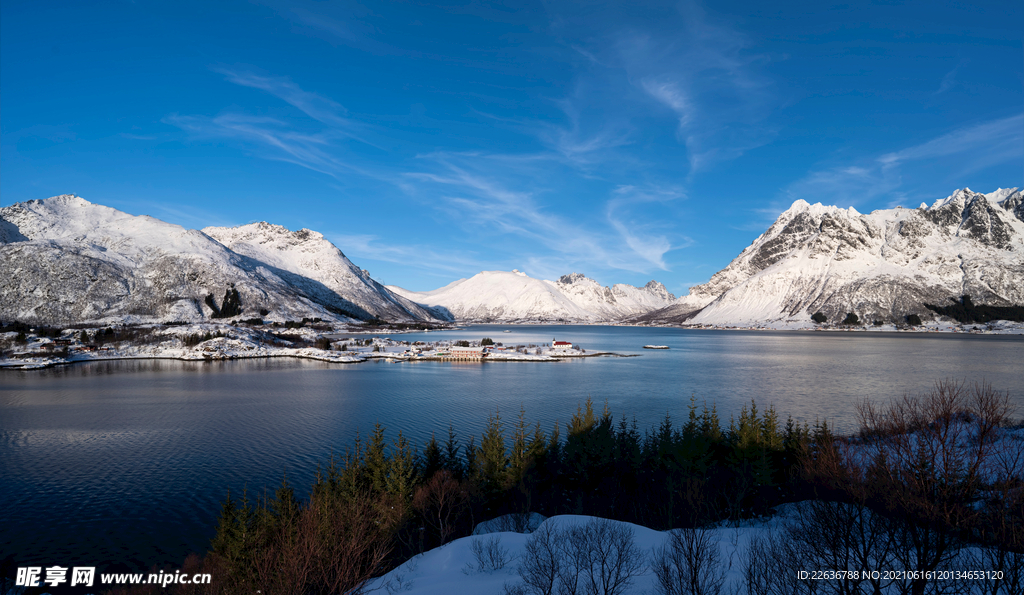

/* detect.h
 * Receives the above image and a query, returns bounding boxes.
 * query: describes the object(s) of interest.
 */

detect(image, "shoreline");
[3,318,1021,371]
[0,351,630,371]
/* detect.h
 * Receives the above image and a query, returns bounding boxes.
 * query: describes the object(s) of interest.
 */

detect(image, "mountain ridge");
[388,269,677,322]
[0,195,444,325]
[636,187,1024,326]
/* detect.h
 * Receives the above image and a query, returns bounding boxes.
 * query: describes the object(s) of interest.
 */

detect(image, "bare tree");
[581,519,647,595]
[783,500,897,595]
[412,470,469,545]
[742,529,808,595]
[652,525,727,595]
[519,522,563,595]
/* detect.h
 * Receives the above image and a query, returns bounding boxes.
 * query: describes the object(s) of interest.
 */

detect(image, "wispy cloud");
[878,114,1022,166]
[934,59,967,95]
[329,233,485,280]
[404,154,685,275]
[164,112,375,180]
[640,78,691,128]
[781,114,1024,208]
[212,67,354,129]
[119,132,157,141]
[164,69,389,181]
[129,201,236,230]
[611,2,777,172]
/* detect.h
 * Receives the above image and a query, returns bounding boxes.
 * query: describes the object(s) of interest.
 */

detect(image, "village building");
[551,338,573,350]
[445,346,488,360]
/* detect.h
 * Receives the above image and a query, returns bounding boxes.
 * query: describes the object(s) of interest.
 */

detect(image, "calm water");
[2,326,1022,572]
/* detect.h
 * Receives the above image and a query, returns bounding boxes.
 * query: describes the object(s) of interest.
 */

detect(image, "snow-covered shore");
[0,324,622,370]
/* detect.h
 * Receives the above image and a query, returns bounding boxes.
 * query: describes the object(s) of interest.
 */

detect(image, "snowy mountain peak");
[930,187,974,211]
[637,187,1024,327]
[390,269,677,322]
[1,196,443,324]
[985,187,1018,203]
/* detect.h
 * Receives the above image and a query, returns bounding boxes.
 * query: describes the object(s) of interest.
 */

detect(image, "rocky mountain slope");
[0,195,442,325]
[637,188,1024,326]
[388,270,676,322]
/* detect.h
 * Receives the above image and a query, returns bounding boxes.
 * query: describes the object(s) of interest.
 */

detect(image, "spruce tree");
[476,410,508,498]
[365,423,388,493]
[422,434,443,479]
[442,424,463,479]
[385,431,417,502]
[510,405,529,483]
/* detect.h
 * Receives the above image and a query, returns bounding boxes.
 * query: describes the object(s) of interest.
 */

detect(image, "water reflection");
[1,326,1021,572]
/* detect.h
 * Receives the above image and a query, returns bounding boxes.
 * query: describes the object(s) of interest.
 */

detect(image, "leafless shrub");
[504,582,531,595]
[519,522,562,595]
[783,500,897,595]
[856,380,1014,595]
[515,519,646,595]
[580,519,646,595]
[493,512,536,533]
[966,543,1024,595]
[652,525,727,595]
[743,529,805,595]
[470,535,514,571]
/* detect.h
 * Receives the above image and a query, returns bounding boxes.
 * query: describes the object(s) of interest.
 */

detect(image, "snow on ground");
[369,502,1015,595]
[0,326,621,370]
[367,510,787,595]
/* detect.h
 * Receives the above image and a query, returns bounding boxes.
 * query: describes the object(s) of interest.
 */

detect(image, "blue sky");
[2,0,1021,293]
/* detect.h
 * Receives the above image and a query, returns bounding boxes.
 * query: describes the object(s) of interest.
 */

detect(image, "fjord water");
[2,326,1022,572]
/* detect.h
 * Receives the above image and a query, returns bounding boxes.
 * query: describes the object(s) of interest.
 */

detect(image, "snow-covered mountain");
[202,222,438,322]
[0,195,442,325]
[388,270,676,322]
[638,187,1024,326]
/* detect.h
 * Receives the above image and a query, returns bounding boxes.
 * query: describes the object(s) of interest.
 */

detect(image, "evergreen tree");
[365,423,389,493]
[510,405,530,483]
[385,431,417,502]
[442,424,464,479]
[476,410,508,499]
[422,434,443,479]
[567,397,597,436]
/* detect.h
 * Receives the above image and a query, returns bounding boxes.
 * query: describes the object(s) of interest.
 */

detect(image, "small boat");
[503,330,512,333]
[642,345,670,349]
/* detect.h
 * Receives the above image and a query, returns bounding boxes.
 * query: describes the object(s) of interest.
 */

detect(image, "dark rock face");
[558,272,589,285]
[1000,190,1024,223]
[960,195,1014,250]
[749,212,819,271]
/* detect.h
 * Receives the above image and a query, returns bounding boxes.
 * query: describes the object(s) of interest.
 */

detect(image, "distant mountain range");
[2,188,1021,327]
[388,270,676,322]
